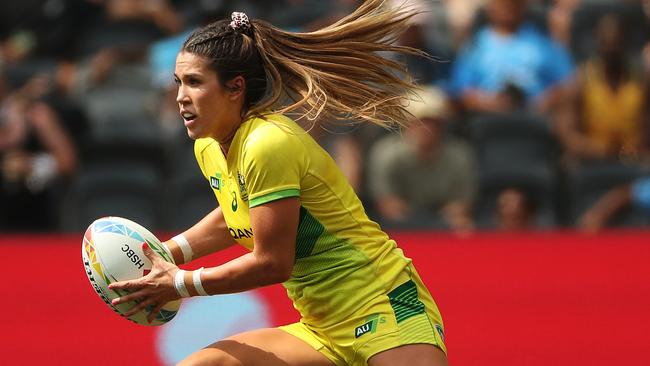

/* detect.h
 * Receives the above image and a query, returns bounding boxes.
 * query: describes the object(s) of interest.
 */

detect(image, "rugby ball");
[81,216,181,326]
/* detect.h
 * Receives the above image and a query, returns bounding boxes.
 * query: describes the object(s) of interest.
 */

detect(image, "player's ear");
[226,76,246,100]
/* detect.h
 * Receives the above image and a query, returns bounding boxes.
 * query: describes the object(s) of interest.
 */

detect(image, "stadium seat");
[566,160,648,227]
[83,86,158,130]
[1,58,58,90]
[469,113,560,229]
[80,139,167,175]
[62,161,163,231]
[60,139,169,231]
[88,116,163,146]
[164,172,216,231]
[75,20,164,58]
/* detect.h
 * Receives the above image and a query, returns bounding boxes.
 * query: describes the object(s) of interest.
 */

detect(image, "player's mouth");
[181,111,197,126]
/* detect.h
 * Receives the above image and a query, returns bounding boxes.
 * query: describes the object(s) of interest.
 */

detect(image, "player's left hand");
[108,242,181,323]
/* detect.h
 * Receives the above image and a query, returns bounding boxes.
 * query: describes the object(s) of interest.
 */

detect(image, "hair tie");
[230,12,251,32]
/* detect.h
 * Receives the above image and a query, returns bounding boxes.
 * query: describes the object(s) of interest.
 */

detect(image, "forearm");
[180,251,290,297]
[166,207,235,264]
[587,185,632,222]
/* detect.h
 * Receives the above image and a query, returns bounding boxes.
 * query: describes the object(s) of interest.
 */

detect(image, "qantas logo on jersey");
[229,227,253,239]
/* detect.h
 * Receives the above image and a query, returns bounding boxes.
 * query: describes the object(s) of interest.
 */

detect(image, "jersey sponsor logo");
[229,227,253,239]
[231,191,238,212]
[210,173,222,190]
[354,314,386,338]
[237,171,249,202]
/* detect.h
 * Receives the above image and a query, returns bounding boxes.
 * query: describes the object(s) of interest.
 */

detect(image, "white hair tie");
[230,12,251,32]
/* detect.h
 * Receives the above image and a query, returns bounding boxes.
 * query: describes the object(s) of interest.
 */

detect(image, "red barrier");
[1,231,649,365]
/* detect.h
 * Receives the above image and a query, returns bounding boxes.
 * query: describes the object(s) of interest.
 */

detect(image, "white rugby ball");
[81,216,181,326]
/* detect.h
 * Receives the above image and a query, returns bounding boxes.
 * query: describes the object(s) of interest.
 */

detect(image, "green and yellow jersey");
[194,114,415,326]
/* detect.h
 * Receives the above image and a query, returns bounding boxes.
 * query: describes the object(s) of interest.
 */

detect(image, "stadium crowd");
[0,0,649,234]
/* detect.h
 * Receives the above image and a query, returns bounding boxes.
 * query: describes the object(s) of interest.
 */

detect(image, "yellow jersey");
[194,114,413,327]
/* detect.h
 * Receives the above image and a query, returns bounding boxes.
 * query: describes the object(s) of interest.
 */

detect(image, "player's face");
[174,51,243,141]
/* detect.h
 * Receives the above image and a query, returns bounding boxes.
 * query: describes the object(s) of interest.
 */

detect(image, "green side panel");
[295,206,324,259]
[398,314,437,344]
[388,280,426,323]
[284,205,371,320]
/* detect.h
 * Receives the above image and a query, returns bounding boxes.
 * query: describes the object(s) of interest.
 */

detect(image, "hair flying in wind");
[182,0,431,129]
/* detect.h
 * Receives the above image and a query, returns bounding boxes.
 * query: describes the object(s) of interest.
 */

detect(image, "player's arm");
[196,196,299,294]
[165,206,236,264]
[110,197,298,322]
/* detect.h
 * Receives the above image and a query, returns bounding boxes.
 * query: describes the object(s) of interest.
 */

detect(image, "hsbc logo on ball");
[121,243,145,269]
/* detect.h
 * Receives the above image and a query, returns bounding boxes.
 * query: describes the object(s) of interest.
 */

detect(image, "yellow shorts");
[279,265,446,366]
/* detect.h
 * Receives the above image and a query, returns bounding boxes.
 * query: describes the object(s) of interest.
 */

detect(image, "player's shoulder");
[193,138,218,173]
[194,137,217,154]
[243,114,305,150]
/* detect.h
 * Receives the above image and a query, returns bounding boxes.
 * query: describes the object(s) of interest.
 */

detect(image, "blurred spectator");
[449,0,574,114]
[0,72,80,231]
[556,13,648,165]
[444,0,488,50]
[495,186,536,230]
[103,0,183,35]
[368,87,477,233]
[71,45,157,124]
[68,0,185,137]
[578,175,650,232]
[388,0,453,84]
[547,0,580,45]
[309,0,446,198]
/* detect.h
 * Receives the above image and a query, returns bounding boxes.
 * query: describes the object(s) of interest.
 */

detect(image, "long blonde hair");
[183,0,429,129]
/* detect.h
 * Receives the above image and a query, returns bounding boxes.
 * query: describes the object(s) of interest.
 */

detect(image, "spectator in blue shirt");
[449,0,574,114]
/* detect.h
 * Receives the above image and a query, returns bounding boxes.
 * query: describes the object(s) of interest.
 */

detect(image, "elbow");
[258,257,293,284]
[269,262,293,283]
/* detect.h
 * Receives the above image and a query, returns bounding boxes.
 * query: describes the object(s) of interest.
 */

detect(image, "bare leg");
[368,344,448,366]
[178,328,335,366]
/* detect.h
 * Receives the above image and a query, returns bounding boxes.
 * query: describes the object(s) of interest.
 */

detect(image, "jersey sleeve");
[242,124,303,208]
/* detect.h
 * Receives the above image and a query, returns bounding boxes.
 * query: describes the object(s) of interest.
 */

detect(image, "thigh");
[178,328,335,366]
[367,344,448,366]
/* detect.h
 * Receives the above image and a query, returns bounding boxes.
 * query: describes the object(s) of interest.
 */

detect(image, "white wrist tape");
[174,269,190,298]
[172,234,193,263]
[192,267,209,296]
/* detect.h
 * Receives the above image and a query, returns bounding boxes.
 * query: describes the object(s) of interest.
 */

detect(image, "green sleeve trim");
[249,188,300,208]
